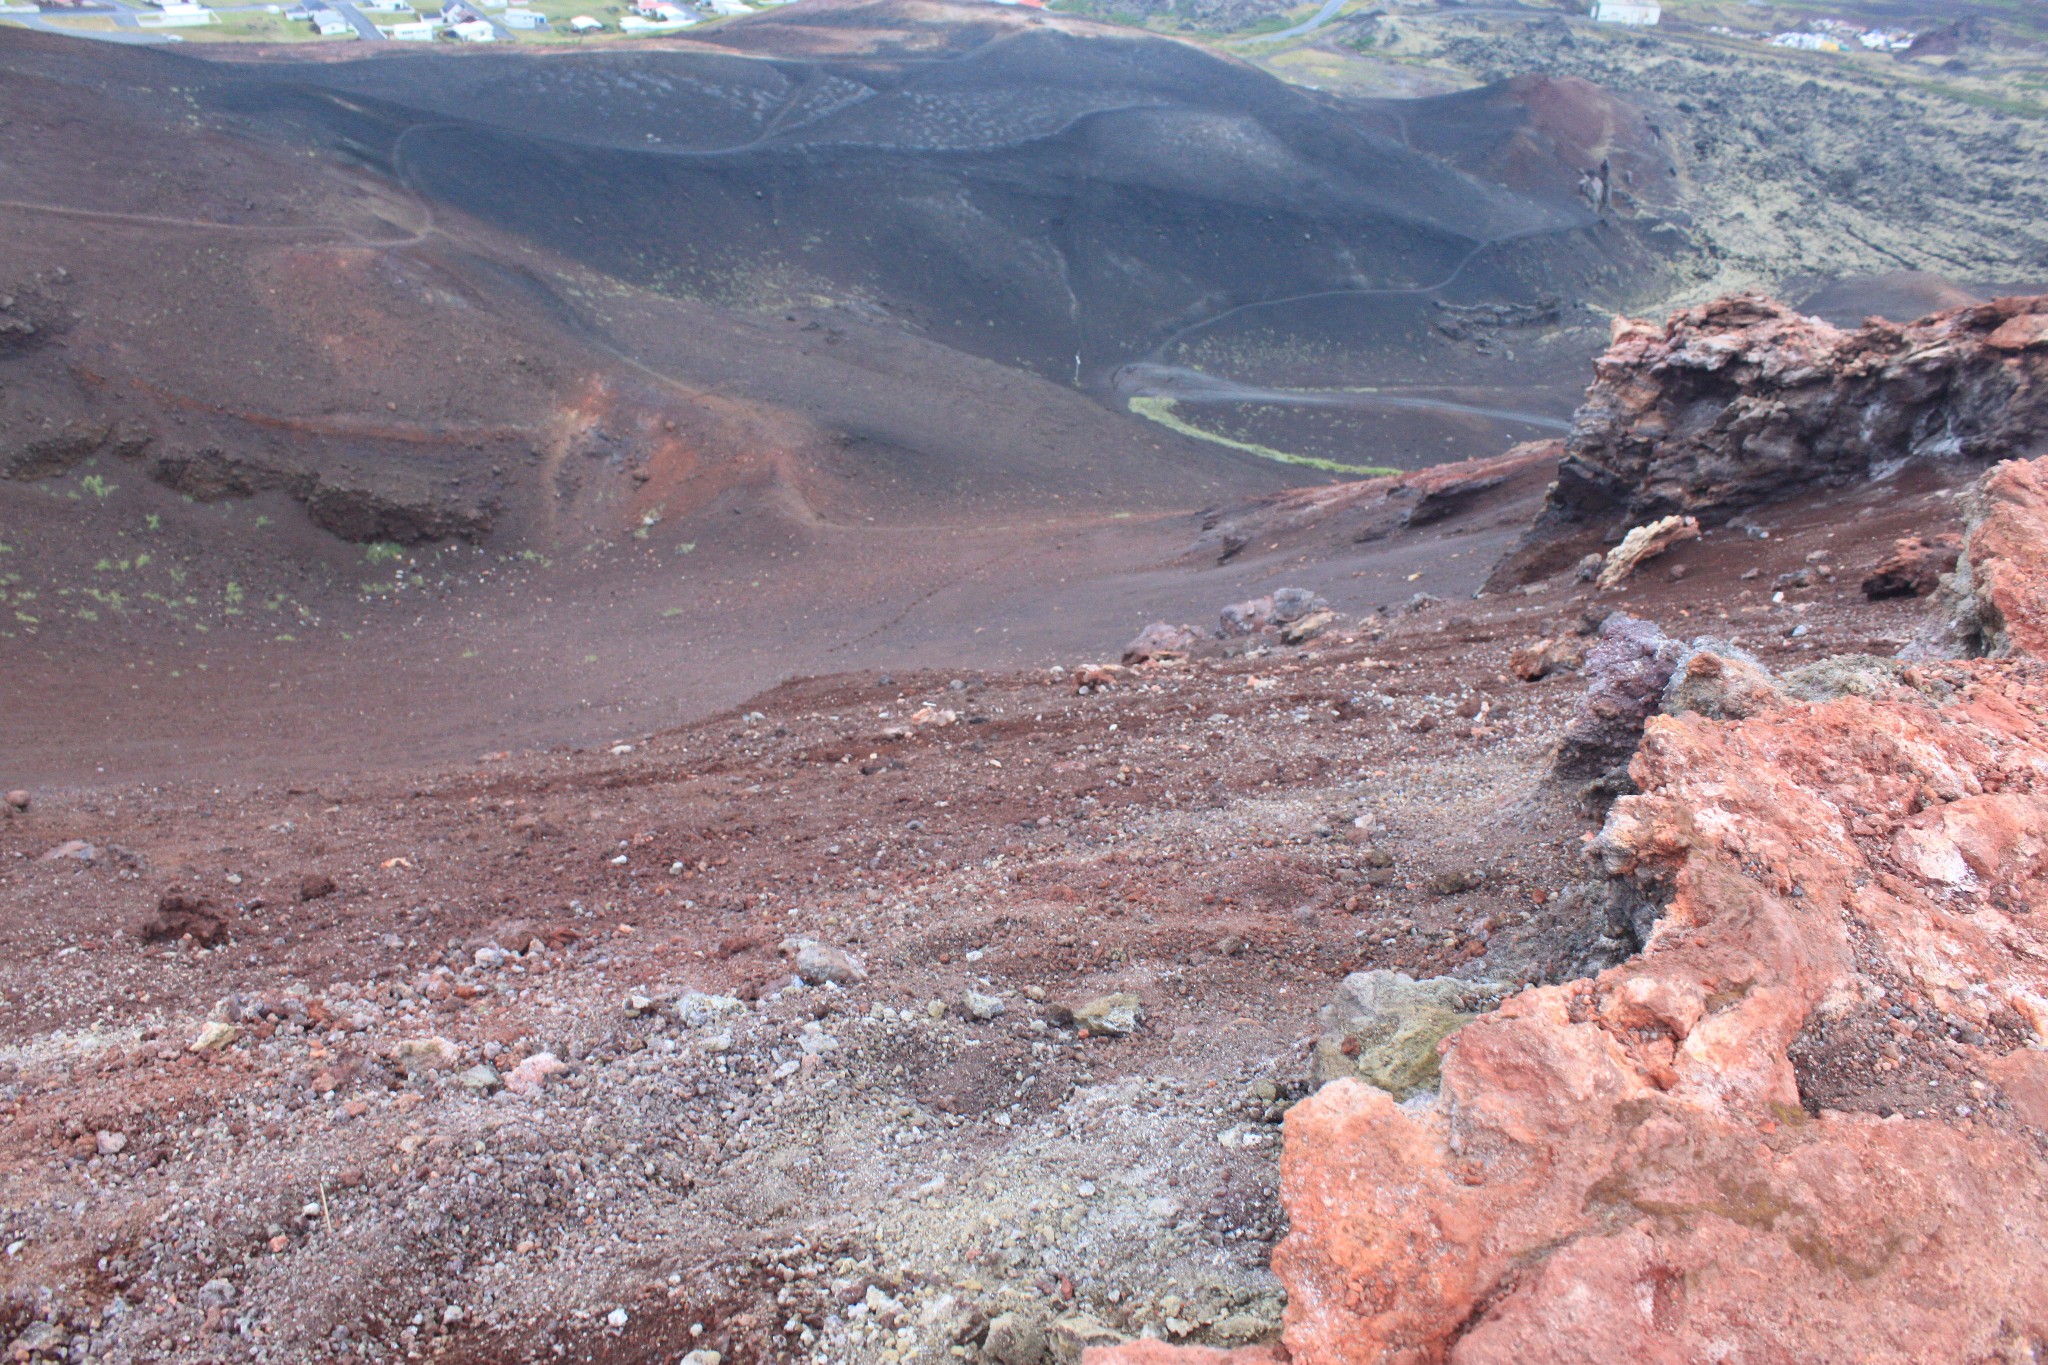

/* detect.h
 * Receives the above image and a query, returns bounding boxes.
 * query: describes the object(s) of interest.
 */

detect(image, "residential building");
[137,3,216,23]
[1589,0,1658,25]
[567,13,601,30]
[503,7,545,26]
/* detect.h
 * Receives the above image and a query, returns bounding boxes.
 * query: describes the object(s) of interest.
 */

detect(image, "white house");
[1589,0,1658,24]
[309,8,353,32]
[502,6,545,25]
[567,13,601,30]
[619,12,690,29]
[700,0,748,14]
[449,16,495,37]
[138,3,217,23]
[384,18,436,36]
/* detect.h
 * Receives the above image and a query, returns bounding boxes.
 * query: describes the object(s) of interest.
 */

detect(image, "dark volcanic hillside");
[273,23,1628,384]
[0,3,1675,778]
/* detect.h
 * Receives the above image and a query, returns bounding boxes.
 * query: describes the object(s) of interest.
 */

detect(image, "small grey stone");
[1047,1312,1125,1363]
[785,937,867,986]
[455,1065,502,1092]
[983,1310,1047,1365]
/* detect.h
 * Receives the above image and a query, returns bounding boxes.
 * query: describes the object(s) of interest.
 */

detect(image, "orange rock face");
[1270,665,2048,1362]
[1104,457,2048,1365]
[1960,456,2048,658]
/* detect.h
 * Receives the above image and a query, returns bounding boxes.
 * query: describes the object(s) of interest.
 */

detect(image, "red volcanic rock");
[1506,636,1583,682]
[1946,456,2048,658]
[1123,622,1208,665]
[1267,664,2048,1363]
[1860,533,1959,599]
[1490,293,2048,586]
[135,889,230,948]
[1102,457,2048,1365]
[1083,1345,1283,1365]
[1986,308,2048,351]
[1186,442,1560,566]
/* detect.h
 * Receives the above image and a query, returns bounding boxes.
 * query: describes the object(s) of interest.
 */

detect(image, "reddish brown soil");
[0,470,1959,1363]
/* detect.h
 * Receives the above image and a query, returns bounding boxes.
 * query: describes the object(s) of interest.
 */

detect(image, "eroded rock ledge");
[1096,459,2048,1363]
[1491,292,2048,586]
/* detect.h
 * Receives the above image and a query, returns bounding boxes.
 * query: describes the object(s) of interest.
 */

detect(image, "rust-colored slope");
[1095,456,2048,1362]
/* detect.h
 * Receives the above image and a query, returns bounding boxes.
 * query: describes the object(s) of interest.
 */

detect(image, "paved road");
[329,0,385,38]
[1,10,180,40]
[1228,0,1347,44]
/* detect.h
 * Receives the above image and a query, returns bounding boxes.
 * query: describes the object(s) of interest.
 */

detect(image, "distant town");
[0,0,1928,54]
[1588,0,1915,54]
[8,0,1077,42]
[0,0,814,42]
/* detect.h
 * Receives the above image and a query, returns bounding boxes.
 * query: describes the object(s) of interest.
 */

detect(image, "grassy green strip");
[1128,396,1400,476]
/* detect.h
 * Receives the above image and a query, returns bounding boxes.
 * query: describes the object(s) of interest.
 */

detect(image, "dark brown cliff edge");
[1486,293,2048,588]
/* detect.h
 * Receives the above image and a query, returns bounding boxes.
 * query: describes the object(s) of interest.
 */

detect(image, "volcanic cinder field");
[0,0,1689,781]
[4,1,2048,1362]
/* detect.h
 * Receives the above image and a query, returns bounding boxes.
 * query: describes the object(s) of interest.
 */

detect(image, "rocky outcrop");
[1219,588,1328,639]
[1,417,152,481]
[1123,622,1209,665]
[1546,613,1683,802]
[1505,635,1583,682]
[1102,457,2048,1365]
[301,482,494,546]
[145,449,494,544]
[1861,533,1960,600]
[1185,443,1560,567]
[1489,293,2048,586]
[1920,455,2048,659]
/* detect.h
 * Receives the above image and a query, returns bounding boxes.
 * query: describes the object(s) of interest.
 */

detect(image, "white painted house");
[140,2,216,22]
[1590,0,1658,24]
